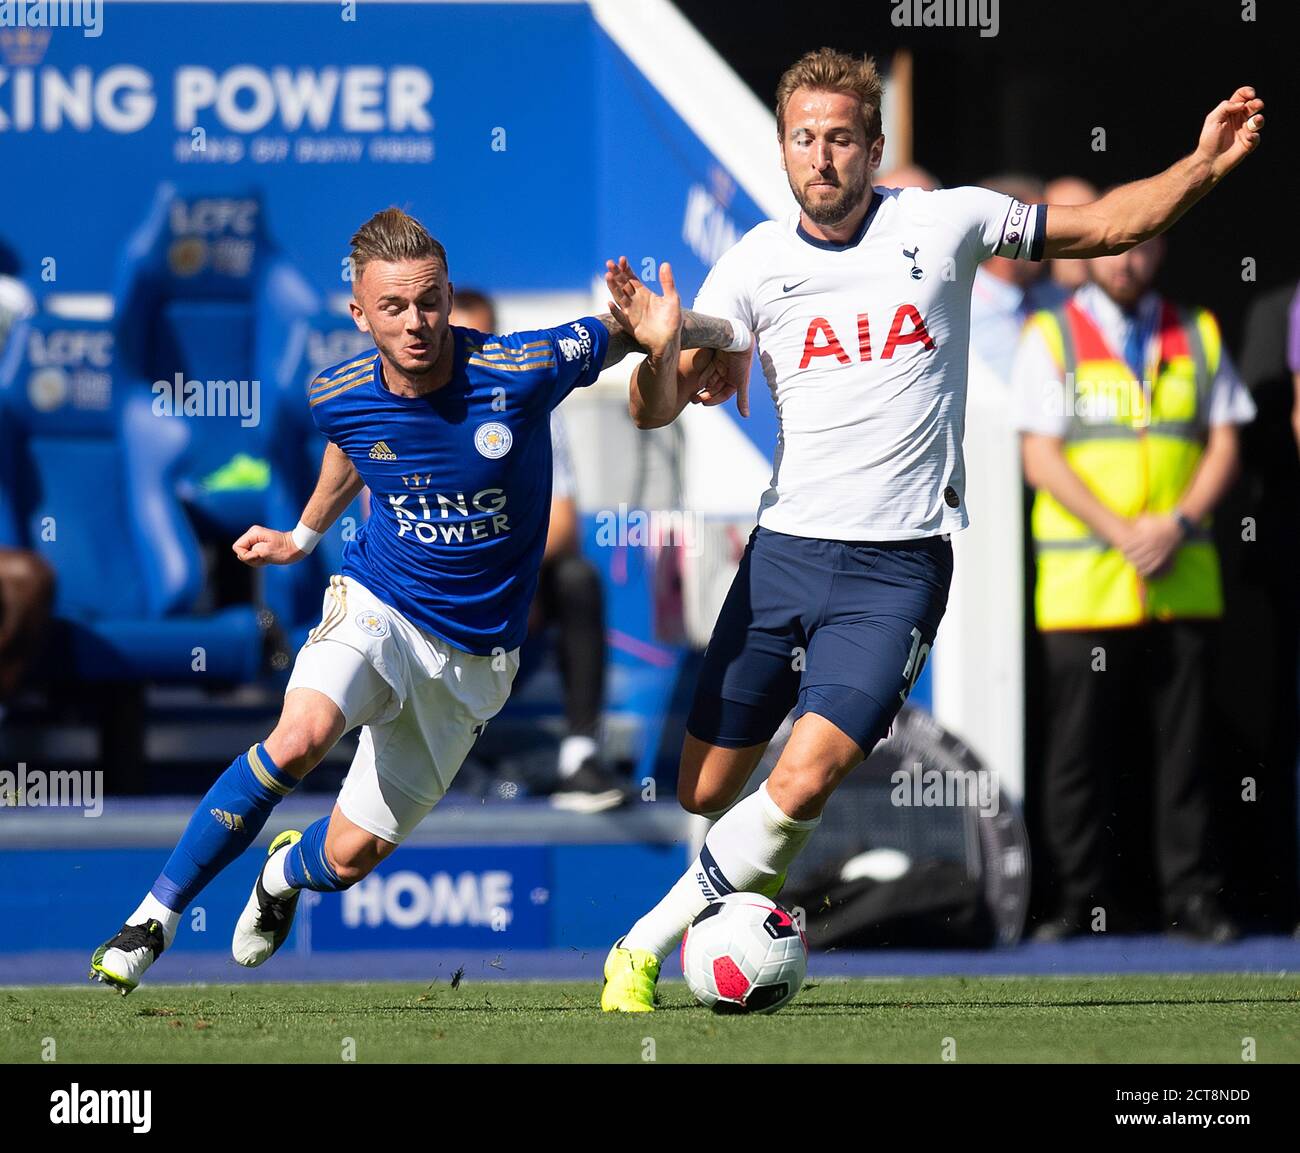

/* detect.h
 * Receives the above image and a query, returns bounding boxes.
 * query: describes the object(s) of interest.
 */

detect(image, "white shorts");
[286,574,520,843]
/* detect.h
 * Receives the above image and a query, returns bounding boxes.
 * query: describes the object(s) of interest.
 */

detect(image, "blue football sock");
[284,816,349,892]
[150,744,297,912]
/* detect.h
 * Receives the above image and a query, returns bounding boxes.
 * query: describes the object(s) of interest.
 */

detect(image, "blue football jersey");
[307,318,609,654]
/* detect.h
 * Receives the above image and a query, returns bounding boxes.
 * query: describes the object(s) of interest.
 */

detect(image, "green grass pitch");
[3,975,1298,1063]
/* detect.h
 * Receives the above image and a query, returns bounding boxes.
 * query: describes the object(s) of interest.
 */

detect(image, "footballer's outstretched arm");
[596,258,742,369]
[603,256,751,428]
[232,440,364,566]
[1042,86,1264,259]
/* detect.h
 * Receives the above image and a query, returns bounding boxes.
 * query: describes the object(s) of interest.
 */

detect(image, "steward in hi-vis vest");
[1013,237,1256,944]
[1027,296,1222,629]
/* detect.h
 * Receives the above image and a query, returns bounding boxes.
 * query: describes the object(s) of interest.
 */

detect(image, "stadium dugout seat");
[0,313,264,684]
[111,184,320,540]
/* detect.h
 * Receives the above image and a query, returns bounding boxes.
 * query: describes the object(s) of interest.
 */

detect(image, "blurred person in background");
[450,290,623,812]
[1289,286,1300,455]
[1016,234,1256,942]
[1044,177,1100,291]
[970,174,1069,382]
[0,238,35,355]
[875,163,941,190]
[0,550,54,730]
[0,239,50,730]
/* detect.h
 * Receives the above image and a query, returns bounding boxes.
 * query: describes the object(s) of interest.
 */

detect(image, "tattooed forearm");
[679,310,737,351]
[596,310,736,370]
[595,314,644,369]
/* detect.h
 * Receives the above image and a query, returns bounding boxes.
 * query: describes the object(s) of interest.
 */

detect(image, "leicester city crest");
[355,610,389,638]
[474,421,513,459]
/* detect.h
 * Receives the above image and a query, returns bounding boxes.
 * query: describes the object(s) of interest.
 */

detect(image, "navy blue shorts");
[686,526,954,755]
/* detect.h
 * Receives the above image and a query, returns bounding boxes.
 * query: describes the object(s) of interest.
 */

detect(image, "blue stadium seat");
[0,313,263,683]
[111,184,319,539]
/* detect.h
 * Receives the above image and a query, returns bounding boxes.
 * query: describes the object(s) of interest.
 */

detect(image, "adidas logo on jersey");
[369,441,398,461]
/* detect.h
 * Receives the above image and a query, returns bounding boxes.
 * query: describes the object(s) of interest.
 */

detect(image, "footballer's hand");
[690,344,752,418]
[1196,86,1264,179]
[232,525,304,567]
[605,256,682,358]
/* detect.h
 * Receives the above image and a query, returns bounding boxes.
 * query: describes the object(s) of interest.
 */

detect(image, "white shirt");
[0,274,35,352]
[695,186,1047,540]
[1012,282,1257,435]
[969,267,1070,383]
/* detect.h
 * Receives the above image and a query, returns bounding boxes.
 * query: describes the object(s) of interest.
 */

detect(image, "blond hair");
[349,207,447,282]
[775,48,883,141]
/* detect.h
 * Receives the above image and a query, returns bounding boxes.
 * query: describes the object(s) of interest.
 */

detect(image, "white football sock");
[558,734,598,779]
[261,844,298,899]
[622,782,820,959]
[128,894,182,949]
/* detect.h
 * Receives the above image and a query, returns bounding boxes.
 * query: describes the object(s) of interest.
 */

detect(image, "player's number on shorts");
[901,626,930,701]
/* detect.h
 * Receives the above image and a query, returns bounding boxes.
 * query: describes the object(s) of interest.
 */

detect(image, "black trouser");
[1039,621,1223,921]
[534,552,606,739]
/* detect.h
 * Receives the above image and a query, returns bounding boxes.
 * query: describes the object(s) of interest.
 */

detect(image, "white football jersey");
[695,186,1046,540]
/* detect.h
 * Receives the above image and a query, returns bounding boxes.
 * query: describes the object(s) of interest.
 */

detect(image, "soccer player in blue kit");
[89,207,735,993]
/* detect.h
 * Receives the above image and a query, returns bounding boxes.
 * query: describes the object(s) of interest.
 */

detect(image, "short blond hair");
[775,48,883,142]
[349,207,447,282]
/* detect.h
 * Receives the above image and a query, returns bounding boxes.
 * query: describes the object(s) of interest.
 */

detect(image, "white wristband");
[291,520,323,555]
[724,318,753,353]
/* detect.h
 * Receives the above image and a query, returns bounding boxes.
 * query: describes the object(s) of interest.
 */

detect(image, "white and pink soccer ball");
[681,892,808,1014]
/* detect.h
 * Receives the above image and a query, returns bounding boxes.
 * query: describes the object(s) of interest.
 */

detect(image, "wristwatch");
[1172,510,1195,538]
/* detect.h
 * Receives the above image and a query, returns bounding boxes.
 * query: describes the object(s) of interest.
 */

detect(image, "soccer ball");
[681,892,808,1014]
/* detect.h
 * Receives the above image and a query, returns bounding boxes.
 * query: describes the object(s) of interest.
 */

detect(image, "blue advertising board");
[0,2,599,294]
[0,1,782,455]
[0,839,689,955]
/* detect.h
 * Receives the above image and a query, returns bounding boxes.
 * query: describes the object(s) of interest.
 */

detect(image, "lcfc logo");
[355,611,389,638]
[474,422,512,459]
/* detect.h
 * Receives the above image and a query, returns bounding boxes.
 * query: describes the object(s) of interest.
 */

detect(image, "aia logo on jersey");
[798,305,936,370]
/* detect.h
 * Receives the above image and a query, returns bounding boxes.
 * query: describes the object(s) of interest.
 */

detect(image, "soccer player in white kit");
[599,48,1265,1011]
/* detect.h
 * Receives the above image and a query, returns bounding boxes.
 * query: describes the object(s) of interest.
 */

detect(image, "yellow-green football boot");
[600,936,661,1012]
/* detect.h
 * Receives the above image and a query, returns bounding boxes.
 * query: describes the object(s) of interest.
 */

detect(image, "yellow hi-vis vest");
[1029,297,1224,630]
